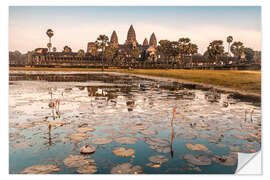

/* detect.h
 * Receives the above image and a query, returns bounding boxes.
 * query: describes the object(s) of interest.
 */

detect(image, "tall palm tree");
[207,40,224,64]
[95,35,109,71]
[157,40,172,68]
[226,36,233,64]
[226,36,233,55]
[178,38,191,63]
[46,29,54,52]
[187,43,198,67]
[230,41,244,62]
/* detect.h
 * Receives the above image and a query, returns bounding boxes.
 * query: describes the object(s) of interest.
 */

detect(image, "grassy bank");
[10,67,261,95]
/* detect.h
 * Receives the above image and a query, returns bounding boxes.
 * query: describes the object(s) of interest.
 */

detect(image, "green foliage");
[226,36,233,43]
[243,47,255,62]
[207,40,225,63]
[230,41,244,60]
[95,35,109,52]
[104,46,117,61]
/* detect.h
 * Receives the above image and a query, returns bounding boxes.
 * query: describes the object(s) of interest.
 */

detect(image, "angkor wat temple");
[23,24,260,70]
[28,25,162,66]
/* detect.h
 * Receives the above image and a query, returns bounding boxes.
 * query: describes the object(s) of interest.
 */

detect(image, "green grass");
[10,67,261,95]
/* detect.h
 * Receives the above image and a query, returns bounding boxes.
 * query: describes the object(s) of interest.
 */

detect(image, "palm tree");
[104,45,116,65]
[157,40,172,68]
[187,43,198,67]
[46,29,54,52]
[226,36,233,55]
[226,36,233,64]
[170,41,179,67]
[95,35,109,71]
[178,38,191,63]
[230,41,244,62]
[207,40,224,64]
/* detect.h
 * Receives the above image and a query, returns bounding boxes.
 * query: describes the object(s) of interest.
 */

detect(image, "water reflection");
[9,72,261,174]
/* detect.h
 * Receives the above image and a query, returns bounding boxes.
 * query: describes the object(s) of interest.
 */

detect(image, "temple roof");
[110,30,118,44]
[149,32,157,48]
[127,25,136,42]
[143,38,149,46]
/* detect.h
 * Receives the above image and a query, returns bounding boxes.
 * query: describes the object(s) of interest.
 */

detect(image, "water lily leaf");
[149,155,169,164]
[77,165,97,174]
[63,154,89,168]
[186,144,210,153]
[21,164,60,174]
[144,137,170,153]
[110,163,143,174]
[76,127,96,133]
[211,152,237,166]
[114,137,138,145]
[183,154,212,166]
[229,145,241,152]
[92,137,112,145]
[69,133,92,141]
[112,147,135,157]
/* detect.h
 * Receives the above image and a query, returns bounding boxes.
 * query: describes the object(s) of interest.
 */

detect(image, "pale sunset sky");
[9,6,261,54]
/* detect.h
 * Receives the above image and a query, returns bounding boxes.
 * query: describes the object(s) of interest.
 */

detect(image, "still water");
[9,71,261,174]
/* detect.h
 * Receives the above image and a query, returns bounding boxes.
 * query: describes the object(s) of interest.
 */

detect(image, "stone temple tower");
[143,38,149,46]
[149,32,157,48]
[125,25,137,46]
[110,30,119,48]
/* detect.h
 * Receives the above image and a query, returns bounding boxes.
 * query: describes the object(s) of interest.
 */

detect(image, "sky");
[9,6,261,54]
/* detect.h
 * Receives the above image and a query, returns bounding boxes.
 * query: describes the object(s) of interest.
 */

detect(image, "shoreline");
[9,67,261,101]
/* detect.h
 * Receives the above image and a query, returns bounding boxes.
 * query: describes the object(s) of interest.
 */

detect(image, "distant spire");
[143,38,149,46]
[149,32,157,48]
[110,30,118,48]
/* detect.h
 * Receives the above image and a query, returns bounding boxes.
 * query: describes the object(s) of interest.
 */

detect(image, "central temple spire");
[125,24,137,46]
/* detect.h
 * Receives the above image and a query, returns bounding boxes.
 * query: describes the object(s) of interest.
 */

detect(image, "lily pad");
[69,133,92,141]
[231,134,248,140]
[112,147,135,157]
[149,155,169,164]
[183,154,212,166]
[132,123,146,131]
[77,165,97,174]
[21,164,60,174]
[216,144,226,148]
[49,121,66,127]
[139,129,157,136]
[16,123,35,129]
[76,127,95,133]
[144,137,171,153]
[146,162,161,168]
[92,137,112,145]
[110,163,143,174]
[13,141,35,150]
[229,145,241,152]
[186,144,210,153]
[114,137,138,145]
[63,155,90,168]
[212,153,237,166]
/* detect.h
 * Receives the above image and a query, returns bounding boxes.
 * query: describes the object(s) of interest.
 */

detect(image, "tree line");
[10,35,259,67]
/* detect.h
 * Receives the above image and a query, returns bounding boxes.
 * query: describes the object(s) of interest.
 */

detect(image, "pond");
[9,71,261,174]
